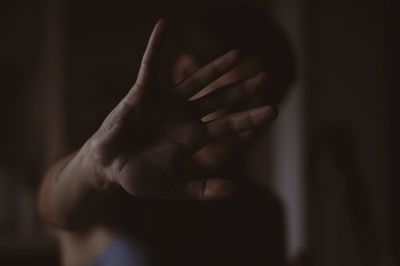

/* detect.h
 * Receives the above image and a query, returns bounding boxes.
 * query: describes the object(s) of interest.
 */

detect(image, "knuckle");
[211,60,223,77]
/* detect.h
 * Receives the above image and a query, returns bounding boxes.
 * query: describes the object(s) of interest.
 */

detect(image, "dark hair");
[166,3,296,105]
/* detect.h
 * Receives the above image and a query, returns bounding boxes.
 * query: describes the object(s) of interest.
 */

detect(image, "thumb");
[136,19,166,88]
[125,19,167,106]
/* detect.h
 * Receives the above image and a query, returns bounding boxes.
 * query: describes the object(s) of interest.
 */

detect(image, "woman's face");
[172,53,263,176]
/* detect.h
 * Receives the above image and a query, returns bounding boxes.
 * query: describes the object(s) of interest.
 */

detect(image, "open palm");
[86,20,277,200]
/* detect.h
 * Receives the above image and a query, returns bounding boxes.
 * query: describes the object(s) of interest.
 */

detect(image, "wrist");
[78,142,116,192]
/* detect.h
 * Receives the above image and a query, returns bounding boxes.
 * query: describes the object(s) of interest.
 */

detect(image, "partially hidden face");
[172,53,267,178]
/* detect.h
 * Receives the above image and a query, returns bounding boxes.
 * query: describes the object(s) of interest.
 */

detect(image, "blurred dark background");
[0,0,398,265]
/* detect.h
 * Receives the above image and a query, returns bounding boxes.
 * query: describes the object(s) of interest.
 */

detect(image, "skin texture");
[38,20,278,230]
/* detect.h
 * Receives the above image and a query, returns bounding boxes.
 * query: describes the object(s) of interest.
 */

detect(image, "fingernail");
[250,106,278,125]
[244,72,267,93]
[216,49,242,70]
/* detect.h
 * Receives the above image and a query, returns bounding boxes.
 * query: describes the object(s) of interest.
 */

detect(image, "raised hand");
[85,20,277,200]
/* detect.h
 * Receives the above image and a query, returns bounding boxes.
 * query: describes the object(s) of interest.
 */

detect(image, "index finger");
[174,50,242,99]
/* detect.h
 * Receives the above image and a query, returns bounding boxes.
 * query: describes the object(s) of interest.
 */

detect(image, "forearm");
[38,143,113,230]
